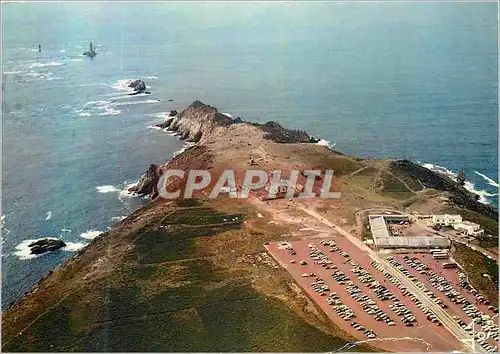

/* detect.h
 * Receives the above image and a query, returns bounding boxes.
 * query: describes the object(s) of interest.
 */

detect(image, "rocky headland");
[2,101,497,352]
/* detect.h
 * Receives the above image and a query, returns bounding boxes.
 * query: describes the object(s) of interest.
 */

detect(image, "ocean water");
[1,2,498,309]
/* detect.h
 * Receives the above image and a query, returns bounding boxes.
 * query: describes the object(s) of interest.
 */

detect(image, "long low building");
[369,214,451,249]
[374,236,450,249]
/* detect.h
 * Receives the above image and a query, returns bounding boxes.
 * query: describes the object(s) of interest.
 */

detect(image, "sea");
[1,1,498,309]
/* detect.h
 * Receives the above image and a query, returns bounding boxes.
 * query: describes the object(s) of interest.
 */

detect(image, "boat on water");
[83,42,97,58]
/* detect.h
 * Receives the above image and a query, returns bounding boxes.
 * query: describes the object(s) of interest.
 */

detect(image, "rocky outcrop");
[29,239,66,255]
[392,159,498,220]
[128,79,147,92]
[253,121,313,143]
[164,101,232,143]
[154,101,320,145]
[154,117,175,129]
[128,164,162,199]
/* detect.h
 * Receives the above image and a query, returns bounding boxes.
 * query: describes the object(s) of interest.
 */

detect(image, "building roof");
[369,216,391,239]
[433,214,462,219]
[374,236,450,248]
[459,221,480,227]
[369,214,450,249]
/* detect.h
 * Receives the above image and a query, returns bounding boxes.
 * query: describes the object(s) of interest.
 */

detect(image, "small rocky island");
[128,79,150,95]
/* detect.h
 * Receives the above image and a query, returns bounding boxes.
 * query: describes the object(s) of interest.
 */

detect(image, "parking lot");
[265,237,460,352]
[390,253,499,352]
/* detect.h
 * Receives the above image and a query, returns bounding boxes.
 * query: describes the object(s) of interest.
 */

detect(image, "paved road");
[299,206,485,353]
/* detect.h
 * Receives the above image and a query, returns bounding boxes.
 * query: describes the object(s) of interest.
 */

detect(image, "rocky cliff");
[391,159,498,220]
[155,100,319,144]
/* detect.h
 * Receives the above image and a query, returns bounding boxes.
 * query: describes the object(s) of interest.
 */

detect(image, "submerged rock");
[28,239,66,255]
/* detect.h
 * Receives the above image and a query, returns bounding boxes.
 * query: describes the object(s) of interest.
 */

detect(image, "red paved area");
[391,253,499,350]
[265,236,460,352]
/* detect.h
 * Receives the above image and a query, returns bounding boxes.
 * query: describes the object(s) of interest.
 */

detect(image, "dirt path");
[385,170,426,194]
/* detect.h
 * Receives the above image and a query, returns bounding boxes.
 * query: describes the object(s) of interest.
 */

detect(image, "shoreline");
[2,100,498,352]
[3,101,497,312]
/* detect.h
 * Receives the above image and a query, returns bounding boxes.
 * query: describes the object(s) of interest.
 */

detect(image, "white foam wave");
[61,229,72,233]
[63,58,84,62]
[85,100,111,107]
[28,61,64,68]
[45,211,52,221]
[148,125,163,130]
[317,139,335,148]
[111,216,127,222]
[221,112,232,118]
[98,107,122,116]
[420,162,497,204]
[63,242,87,252]
[60,49,66,53]
[145,76,158,80]
[111,79,135,92]
[79,83,109,87]
[96,185,121,193]
[96,182,138,199]
[119,182,138,198]
[3,70,24,75]
[26,71,55,79]
[147,112,175,120]
[107,93,150,101]
[79,230,103,240]
[79,101,122,116]
[110,99,161,107]
[474,171,499,188]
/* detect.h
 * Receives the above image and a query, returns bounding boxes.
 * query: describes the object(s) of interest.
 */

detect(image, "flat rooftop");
[369,214,450,249]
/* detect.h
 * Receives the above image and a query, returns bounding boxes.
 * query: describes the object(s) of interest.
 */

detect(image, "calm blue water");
[2,2,498,309]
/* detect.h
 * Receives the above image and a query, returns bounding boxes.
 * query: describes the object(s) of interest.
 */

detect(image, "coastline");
[2,101,498,352]
[3,100,497,313]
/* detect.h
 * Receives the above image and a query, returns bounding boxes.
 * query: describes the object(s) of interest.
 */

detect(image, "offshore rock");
[128,79,147,92]
[29,239,66,255]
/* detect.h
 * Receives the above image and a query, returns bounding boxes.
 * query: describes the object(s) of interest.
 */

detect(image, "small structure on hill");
[432,214,462,226]
[453,220,484,237]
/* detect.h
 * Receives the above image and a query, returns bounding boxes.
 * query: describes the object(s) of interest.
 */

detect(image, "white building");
[453,221,484,237]
[265,181,290,196]
[432,214,463,226]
